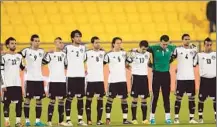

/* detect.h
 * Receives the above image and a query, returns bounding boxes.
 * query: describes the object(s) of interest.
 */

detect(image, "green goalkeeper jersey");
[148,44,176,72]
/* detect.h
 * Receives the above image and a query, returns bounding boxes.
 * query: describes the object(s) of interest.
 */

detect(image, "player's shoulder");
[21,47,30,51]
[105,50,113,56]
[38,48,44,52]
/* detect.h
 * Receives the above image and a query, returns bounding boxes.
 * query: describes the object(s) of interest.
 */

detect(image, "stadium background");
[1,1,216,126]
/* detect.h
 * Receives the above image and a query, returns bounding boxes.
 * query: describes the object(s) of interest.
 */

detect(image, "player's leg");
[85,82,94,125]
[15,87,23,127]
[174,80,185,124]
[2,89,11,127]
[211,77,216,121]
[105,83,116,125]
[131,98,138,124]
[65,78,74,125]
[77,77,87,126]
[47,99,56,126]
[23,81,32,126]
[120,82,131,124]
[198,77,207,123]
[161,72,171,124]
[141,98,149,124]
[150,71,161,124]
[58,99,66,125]
[187,80,197,123]
[96,82,105,125]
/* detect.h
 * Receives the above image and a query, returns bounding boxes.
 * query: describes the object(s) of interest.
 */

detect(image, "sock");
[58,100,65,123]
[16,117,21,124]
[189,97,195,120]
[36,118,40,123]
[141,102,147,121]
[48,100,55,122]
[16,101,22,118]
[131,101,137,120]
[97,99,103,121]
[121,101,128,122]
[105,99,113,120]
[36,100,42,119]
[165,113,171,120]
[5,117,9,122]
[85,99,92,121]
[198,101,204,119]
[174,97,182,118]
[150,113,155,120]
[175,114,179,119]
[65,97,72,121]
[213,100,216,120]
[3,103,10,118]
[77,98,84,122]
[24,101,30,120]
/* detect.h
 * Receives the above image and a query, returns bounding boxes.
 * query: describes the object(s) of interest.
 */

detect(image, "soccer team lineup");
[0,30,216,127]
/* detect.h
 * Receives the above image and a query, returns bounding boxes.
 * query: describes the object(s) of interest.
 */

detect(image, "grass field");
[1,92,216,127]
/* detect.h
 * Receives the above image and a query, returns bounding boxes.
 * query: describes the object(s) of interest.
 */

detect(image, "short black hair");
[30,34,39,41]
[160,35,169,42]
[71,29,82,39]
[5,37,16,47]
[182,34,190,40]
[139,40,149,48]
[91,36,99,44]
[111,37,122,48]
[204,37,212,44]
[55,37,62,41]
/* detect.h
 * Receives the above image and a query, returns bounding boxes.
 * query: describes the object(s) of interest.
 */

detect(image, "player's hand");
[2,87,7,92]
[175,69,177,73]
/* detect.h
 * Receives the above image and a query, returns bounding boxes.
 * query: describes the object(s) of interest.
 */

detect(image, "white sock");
[106,113,111,118]
[78,115,83,120]
[5,117,9,122]
[198,112,203,116]
[190,114,194,118]
[36,118,40,123]
[66,116,70,121]
[25,119,30,123]
[150,113,155,120]
[16,117,21,124]
[165,113,171,120]
[123,113,127,119]
[175,114,179,118]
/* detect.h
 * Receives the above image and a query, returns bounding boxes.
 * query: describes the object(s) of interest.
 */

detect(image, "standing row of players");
[1,30,216,127]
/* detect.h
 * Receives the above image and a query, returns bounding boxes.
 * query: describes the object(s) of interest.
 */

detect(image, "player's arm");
[20,59,25,71]
[125,50,134,69]
[64,55,68,69]
[193,52,198,67]
[1,56,6,91]
[148,53,153,68]
[103,53,109,65]
[170,46,178,63]
[42,52,51,65]
[18,48,28,58]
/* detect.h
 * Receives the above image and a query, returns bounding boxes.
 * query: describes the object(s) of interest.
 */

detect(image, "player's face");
[55,39,64,50]
[160,40,169,49]
[204,41,212,51]
[7,40,16,51]
[93,39,100,50]
[140,46,148,53]
[113,39,122,50]
[72,33,81,44]
[31,38,40,49]
[183,36,190,46]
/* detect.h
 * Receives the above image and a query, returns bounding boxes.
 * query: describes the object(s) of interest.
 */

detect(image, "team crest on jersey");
[202,57,205,60]
[212,55,216,60]
[16,57,20,61]
[99,54,103,58]
[80,48,83,53]
[190,51,194,55]
[39,53,42,57]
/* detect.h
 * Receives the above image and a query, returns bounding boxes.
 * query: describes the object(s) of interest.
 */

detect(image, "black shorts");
[67,77,85,98]
[107,82,128,99]
[175,80,195,97]
[48,82,67,99]
[131,75,150,99]
[199,77,216,100]
[86,82,105,98]
[2,86,23,104]
[24,81,46,99]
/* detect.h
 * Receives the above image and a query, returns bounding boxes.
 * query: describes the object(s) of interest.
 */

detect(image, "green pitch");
[1,92,216,127]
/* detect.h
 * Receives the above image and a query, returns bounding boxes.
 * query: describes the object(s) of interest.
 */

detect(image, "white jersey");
[1,53,23,88]
[20,47,45,81]
[85,49,105,82]
[63,44,86,77]
[173,46,198,80]
[198,51,216,78]
[129,50,150,75]
[104,50,132,83]
[43,51,67,82]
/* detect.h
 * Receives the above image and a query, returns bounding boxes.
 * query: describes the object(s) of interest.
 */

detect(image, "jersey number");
[185,54,188,59]
[118,56,121,62]
[206,59,211,64]
[139,58,145,63]
[96,56,99,62]
[58,56,62,62]
[34,55,37,61]
[12,60,17,65]
[76,51,79,57]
